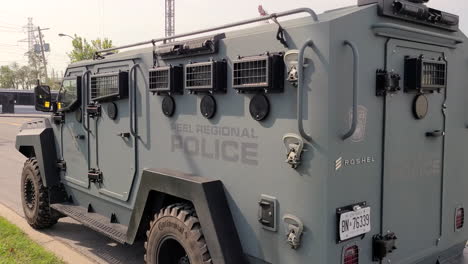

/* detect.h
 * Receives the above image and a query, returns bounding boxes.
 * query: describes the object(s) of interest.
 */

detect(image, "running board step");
[50,203,128,244]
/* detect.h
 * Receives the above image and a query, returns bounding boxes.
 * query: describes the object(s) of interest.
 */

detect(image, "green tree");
[67,35,116,62]
[0,66,15,88]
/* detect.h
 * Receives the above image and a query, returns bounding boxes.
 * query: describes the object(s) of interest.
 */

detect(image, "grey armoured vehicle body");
[15,0,468,263]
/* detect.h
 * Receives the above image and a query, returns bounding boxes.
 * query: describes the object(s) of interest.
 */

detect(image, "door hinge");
[88,168,103,183]
[376,69,401,96]
[373,232,398,261]
[56,159,67,171]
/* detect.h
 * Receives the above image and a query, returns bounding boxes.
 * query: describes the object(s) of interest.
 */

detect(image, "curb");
[0,203,97,264]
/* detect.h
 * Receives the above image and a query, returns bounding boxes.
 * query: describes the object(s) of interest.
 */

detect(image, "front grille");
[186,63,212,89]
[422,61,446,88]
[149,68,170,91]
[233,56,268,88]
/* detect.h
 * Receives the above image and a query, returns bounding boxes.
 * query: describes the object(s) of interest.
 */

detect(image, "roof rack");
[94,8,318,58]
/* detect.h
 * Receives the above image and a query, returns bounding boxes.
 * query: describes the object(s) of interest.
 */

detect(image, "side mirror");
[34,85,52,112]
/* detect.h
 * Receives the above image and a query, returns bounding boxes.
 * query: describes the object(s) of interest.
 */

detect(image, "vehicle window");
[58,79,78,110]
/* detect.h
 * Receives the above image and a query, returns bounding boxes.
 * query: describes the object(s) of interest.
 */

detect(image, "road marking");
[0,121,21,127]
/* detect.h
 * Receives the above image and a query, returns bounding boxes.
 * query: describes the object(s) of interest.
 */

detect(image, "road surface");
[0,116,144,264]
[0,105,41,115]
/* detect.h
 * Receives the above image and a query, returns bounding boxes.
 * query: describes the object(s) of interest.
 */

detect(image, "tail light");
[343,245,359,264]
[455,207,464,230]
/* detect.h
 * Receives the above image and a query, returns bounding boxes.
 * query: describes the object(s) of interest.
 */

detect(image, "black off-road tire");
[20,158,58,229]
[144,203,212,264]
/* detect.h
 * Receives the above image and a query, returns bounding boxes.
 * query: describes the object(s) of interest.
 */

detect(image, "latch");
[376,69,401,96]
[88,168,103,183]
[373,232,397,261]
[282,214,304,250]
[283,133,304,169]
[86,104,101,118]
[56,159,67,171]
[52,113,65,124]
[283,50,305,87]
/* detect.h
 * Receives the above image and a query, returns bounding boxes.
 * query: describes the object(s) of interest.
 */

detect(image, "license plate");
[339,207,371,241]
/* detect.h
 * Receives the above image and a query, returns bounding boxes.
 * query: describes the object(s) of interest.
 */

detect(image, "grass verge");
[0,216,64,264]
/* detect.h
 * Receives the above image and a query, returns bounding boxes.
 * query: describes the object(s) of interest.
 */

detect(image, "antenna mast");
[165,0,175,40]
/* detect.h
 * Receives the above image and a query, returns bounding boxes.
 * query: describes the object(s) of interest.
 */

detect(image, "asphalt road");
[0,116,144,264]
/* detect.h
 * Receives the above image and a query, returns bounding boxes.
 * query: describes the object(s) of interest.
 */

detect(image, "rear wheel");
[20,158,58,229]
[144,203,212,264]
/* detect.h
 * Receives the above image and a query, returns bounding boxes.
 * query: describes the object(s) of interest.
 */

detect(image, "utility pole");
[37,26,49,81]
[165,0,175,40]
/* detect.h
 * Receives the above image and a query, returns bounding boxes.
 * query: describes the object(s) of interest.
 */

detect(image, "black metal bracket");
[373,233,398,261]
[88,168,103,183]
[271,16,288,48]
[86,104,101,118]
[52,113,65,124]
[56,159,67,171]
[376,69,401,96]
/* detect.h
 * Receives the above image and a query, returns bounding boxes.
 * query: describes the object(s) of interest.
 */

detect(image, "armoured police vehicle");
[15,0,468,263]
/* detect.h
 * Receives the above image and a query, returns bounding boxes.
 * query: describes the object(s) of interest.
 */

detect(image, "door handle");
[426,130,445,137]
[117,132,130,138]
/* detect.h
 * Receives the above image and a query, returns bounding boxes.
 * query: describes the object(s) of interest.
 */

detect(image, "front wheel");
[144,203,212,264]
[20,158,58,229]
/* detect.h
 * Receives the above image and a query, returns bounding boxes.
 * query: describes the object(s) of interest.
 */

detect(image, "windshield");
[58,78,78,110]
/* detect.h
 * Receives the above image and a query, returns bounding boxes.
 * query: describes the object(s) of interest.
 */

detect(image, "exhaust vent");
[149,66,183,95]
[232,53,284,93]
[185,60,227,94]
[90,72,129,102]
[404,57,446,92]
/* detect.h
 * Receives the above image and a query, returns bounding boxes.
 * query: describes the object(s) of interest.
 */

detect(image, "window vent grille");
[185,61,226,93]
[404,57,447,92]
[233,56,268,88]
[149,66,183,95]
[90,72,128,102]
[422,61,446,88]
[232,53,284,93]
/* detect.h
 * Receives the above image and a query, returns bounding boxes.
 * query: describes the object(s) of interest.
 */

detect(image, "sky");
[0,0,466,76]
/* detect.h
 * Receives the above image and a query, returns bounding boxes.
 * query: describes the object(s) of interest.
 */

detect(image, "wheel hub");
[178,255,190,264]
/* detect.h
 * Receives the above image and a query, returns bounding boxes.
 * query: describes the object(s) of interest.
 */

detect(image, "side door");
[382,39,447,263]
[60,68,90,189]
[87,62,136,201]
